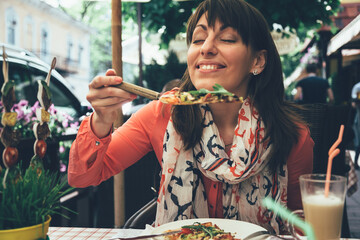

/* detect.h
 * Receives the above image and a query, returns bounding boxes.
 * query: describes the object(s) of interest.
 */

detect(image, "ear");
[250,50,267,75]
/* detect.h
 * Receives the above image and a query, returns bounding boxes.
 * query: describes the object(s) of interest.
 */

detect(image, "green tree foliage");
[123,0,340,46]
[247,0,340,32]
[122,0,199,46]
[60,0,340,88]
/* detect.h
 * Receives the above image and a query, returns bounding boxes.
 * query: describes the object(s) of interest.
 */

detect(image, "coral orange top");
[68,101,314,216]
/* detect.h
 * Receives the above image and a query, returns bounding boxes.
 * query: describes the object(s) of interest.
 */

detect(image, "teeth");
[200,65,217,70]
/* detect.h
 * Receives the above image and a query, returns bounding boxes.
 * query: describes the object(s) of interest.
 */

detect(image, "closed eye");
[221,39,236,43]
[193,40,204,44]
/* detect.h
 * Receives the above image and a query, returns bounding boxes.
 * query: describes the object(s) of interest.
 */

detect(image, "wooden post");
[137,2,143,104]
[111,0,125,228]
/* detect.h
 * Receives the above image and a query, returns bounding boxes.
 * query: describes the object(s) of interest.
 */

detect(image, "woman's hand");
[87,69,136,138]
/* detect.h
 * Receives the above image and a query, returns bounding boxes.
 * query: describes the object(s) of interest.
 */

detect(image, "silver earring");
[252,69,258,75]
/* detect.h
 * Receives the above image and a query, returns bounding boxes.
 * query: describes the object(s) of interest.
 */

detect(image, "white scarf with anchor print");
[155,98,288,234]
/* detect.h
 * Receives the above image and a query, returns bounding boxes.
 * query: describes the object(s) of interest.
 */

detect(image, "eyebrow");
[194,24,207,31]
[220,24,230,31]
[194,23,231,32]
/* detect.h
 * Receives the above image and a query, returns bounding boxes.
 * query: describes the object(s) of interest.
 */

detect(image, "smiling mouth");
[197,64,225,70]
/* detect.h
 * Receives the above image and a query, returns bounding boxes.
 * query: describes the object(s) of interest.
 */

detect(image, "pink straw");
[324,125,344,197]
[328,125,344,156]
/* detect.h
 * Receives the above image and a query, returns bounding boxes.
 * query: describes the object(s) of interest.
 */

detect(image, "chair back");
[123,197,157,229]
[123,151,160,229]
[293,103,352,175]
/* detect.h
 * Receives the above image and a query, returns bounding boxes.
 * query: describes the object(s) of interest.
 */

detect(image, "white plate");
[151,218,266,239]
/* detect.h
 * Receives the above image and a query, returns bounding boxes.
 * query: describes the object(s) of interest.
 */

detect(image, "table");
[48,227,359,240]
[48,227,119,240]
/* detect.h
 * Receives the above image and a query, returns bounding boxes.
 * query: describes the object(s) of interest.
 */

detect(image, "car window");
[0,61,81,118]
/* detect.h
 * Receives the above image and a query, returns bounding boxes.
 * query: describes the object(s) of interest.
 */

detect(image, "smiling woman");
[68,0,313,235]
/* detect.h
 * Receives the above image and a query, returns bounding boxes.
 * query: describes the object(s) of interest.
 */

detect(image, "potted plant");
[0,164,73,240]
[0,52,76,239]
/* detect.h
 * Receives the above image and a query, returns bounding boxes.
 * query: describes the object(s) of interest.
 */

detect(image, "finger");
[90,95,133,108]
[94,102,123,113]
[92,98,129,114]
[90,75,123,89]
[106,69,117,76]
[87,85,136,105]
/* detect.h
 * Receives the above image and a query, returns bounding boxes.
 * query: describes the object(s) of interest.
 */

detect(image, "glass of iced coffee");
[289,174,347,240]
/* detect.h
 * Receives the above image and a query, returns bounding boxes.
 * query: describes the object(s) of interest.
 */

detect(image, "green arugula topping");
[188,83,234,96]
[182,222,224,238]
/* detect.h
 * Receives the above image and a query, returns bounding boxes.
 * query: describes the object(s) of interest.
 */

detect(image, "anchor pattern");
[155,98,287,234]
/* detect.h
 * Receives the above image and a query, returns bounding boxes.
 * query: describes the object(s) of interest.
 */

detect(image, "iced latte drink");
[299,174,347,240]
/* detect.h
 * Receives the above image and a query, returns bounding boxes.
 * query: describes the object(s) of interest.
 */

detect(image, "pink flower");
[70,122,79,129]
[49,104,57,115]
[59,161,67,172]
[59,145,65,153]
[61,112,73,121]
[18,99,29,107]
[31,101,40,113]
[62,119,69,128]
[15,108,25,119]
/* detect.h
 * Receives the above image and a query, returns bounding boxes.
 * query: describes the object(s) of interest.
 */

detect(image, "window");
[67,35,73,64]
[5,7,18,45]
[40,24,50,60]
[78,44,83,66]
[24,15,34,50]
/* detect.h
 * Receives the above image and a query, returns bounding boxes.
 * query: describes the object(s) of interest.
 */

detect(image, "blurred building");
[333,0,360,28]
[285,0,360,103]
[325,0,360,104]
[0,0,93,103]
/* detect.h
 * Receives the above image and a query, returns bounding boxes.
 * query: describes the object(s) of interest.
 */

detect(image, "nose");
[200,38,217,56]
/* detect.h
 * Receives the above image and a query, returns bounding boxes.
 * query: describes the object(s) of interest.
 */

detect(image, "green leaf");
[188,84,234,96]
[1,80,15,96]
[39,80,52,99]
[0,166,75,230]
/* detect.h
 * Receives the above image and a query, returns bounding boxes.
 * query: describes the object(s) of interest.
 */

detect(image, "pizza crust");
[159,88,243,105]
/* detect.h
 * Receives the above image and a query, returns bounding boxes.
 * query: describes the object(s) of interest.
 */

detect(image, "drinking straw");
[262,197,315,240]
[325,124,344,197]
[328,125,344,156]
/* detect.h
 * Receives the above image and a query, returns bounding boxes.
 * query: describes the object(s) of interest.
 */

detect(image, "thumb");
[106,69,117,76]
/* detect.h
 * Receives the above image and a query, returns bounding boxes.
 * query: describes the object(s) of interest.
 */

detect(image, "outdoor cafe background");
[1,0,359,230]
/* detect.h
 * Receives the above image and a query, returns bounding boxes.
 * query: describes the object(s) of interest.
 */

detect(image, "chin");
[193,81,219,90]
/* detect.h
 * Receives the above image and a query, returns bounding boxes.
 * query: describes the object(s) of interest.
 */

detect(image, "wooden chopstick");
[113,81,160,100]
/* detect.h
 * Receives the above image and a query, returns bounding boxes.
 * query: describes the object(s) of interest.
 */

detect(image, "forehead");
[195,14,231,31]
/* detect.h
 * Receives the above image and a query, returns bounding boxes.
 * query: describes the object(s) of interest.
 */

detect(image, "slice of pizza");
[165,222,241,240]
[159,84,243,105]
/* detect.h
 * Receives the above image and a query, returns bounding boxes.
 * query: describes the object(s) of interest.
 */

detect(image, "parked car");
[0,43,90,120]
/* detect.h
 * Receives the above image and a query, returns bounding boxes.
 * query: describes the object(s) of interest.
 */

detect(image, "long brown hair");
[172,0,304,171]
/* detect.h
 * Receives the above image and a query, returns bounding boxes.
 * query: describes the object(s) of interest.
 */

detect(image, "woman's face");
[187,14,256,98]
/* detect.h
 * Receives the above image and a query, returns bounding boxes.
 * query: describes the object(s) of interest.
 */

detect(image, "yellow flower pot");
[0,216,51,240]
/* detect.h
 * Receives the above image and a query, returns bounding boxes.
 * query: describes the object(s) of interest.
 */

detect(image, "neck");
[209,102,241,125]
[307,73,316,77]
[209,102,242,144]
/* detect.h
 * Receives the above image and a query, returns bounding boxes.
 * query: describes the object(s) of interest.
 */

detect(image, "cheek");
[187,47,196,65]
[230,52,253,71]
[187,47,198,75]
